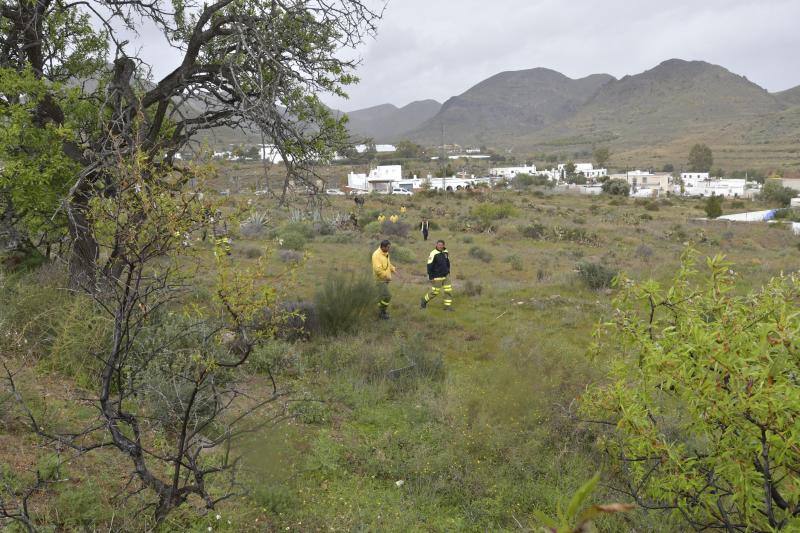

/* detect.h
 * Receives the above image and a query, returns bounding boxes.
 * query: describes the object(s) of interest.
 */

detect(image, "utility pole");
[441,124,446,194]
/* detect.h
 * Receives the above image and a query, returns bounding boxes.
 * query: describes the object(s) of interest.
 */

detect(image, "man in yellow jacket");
[372,239,396,320]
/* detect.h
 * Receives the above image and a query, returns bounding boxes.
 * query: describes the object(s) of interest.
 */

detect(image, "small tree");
[593,147,611,169]
[704,194,723,218]
[760,179,797,207]
[567,172,587,185]
[395,140,424,159]
[602,178,630,196]
[2,154,293,526]
[564,161,577,179]
[581,252,800,531]
[688,144,714,172]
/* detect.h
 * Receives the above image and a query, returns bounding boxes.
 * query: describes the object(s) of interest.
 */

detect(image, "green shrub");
[241,245,263,259]
[314,273,378,336]
[314,222,335,236]
[469,246,493,263]
[704,195,724,219]
[773,208,800,222]
[380,219,410,237]
[550,225,599,245]
[760,179,797,207]
[581,255,800,531]
[248,339,298,375]
[283,221,315,239]
[504,254,523,271]
[361,220,382,235]
[576,262,618,290]
[519,223,546,239]
[390,246,415,264]
[280,231,308,250]
[639,213,653,220]
[644,202,660,211]
[471,203,518,230]
[602,179,630,196]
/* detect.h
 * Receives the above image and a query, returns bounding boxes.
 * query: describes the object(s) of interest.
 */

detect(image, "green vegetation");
[601,178,630,196]
[688,143,714,172]
[704,194,724,218]
[760,179,798,206]
[3,184,800,531]
[582,252,800,531]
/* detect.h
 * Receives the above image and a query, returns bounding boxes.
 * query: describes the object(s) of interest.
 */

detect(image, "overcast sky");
[133,0,800,112]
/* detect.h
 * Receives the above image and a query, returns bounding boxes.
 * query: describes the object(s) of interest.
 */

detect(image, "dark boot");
[379,308,389,320]
[420,297,427,309]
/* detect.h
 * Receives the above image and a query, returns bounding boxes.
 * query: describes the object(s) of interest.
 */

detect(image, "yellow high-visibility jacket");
[372,248,396,281]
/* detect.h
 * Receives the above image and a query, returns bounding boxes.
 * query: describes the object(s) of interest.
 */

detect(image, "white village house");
[489,164,538,179]
[558,163,608,180]
[679,173,757,197]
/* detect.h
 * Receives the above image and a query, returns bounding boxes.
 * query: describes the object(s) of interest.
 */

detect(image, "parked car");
[349,189,368,195]
[325,188,346,196]
[391,188,413,196]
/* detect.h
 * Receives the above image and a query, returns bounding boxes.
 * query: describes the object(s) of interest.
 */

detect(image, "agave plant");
[240,211,270,237]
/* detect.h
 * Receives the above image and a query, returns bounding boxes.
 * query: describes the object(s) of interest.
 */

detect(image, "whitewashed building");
[489,164,537,179]
[680,172,710,188]
[557,163,608,180]
[681,177,755,198]
[347,165,405,193]
[354,144,397,154]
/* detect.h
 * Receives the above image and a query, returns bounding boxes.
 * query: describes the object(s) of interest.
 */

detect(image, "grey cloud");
[326,0,800,111]
[93,0,800,111]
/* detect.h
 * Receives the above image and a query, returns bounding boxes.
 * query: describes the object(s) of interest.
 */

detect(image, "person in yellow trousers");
[372,239,396,320]
[420,239,452,311]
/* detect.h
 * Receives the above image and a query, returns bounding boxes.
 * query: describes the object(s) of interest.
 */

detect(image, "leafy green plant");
[390,245,415,264]
[581,252,800,531]
[519,223,547,239]
[601,179,630,196]
[575,262,617,290]
[760,179,797,207]
[471,203,518,231]
[504,254,524,271]
[533,473,633,533]
[704,194,723,218]
[279,231,308,251]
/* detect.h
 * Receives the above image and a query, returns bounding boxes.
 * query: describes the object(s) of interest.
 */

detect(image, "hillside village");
[343,161,763,199]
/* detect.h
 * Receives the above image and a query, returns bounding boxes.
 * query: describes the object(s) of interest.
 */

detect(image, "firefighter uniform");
[421,247,452,310]
[372,246,396,318]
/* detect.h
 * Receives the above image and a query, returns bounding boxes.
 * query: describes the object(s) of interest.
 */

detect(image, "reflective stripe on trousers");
[424,277,453,307]
[377,281,391,309]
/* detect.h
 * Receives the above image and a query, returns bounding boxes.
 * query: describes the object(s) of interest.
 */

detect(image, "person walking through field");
[372,239,396,320]
[420,218,430,241]
[420,239,452,311]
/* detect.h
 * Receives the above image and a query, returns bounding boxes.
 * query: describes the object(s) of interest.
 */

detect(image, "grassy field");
[1,180,798,531]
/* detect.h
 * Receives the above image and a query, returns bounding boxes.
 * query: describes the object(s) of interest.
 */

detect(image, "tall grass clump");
[314,273,378,336]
